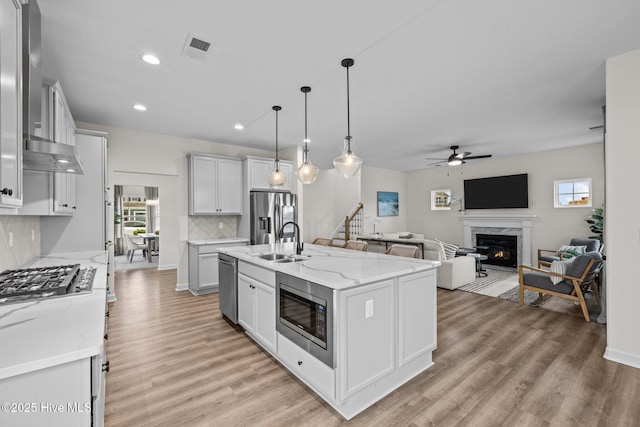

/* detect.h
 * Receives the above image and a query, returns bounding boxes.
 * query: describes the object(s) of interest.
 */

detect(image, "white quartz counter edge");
[219,243,440,290]
[187,238,249,246]
[0,251,108,380]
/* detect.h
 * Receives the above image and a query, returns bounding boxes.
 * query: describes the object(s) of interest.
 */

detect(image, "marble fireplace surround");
[460,214,536,266]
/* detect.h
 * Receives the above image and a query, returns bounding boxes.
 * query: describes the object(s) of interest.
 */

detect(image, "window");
[554,178,592,208]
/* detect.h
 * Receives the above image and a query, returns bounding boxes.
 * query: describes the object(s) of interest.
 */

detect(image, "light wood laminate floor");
[105,268,640,426]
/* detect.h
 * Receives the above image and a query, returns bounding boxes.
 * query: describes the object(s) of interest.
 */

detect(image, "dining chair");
[125,234,147,262]
[344,240,368,251]
[385,244,420,258]
[313,237,333,246]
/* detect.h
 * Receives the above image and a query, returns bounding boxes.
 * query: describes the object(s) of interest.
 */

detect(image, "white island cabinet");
[224,243,439,420]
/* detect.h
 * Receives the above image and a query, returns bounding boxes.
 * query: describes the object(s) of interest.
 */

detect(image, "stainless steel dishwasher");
[218,253,238,323]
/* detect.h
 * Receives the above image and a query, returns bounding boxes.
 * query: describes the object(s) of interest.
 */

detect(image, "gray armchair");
[520,252,603,322]
[537,238,601,269]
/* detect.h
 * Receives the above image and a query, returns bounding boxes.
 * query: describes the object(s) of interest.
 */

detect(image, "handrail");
[344,202,364,241]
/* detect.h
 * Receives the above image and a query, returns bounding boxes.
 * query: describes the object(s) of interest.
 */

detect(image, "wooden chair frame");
[536,248,572,269]
[312,237,333,246]
[519,259,602,322]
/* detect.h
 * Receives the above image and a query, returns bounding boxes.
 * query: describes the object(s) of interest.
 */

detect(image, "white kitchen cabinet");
[20,81,78,216]
[237,261,276,353]
[50,81,77,214]
[187,153,242,215]
[338,279,394,400]
[0,0,23,210]
[244,156,293,192]
[187,240,248,295]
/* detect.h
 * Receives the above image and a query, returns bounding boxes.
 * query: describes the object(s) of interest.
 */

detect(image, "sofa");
[421,239,476,290]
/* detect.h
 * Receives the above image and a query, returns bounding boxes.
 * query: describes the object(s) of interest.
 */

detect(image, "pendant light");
[333,58,362,178]
[268,105,286,188]
[296,86,320,184]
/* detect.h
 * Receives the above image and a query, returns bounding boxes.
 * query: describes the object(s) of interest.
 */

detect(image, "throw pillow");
[557,245,588,260]
[434,238,459,260]
[549,259,573,285]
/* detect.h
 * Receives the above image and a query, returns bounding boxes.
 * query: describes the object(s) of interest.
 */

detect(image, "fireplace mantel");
[460,214,536,266]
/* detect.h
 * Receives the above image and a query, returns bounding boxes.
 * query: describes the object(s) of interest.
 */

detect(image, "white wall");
[604,48,640,369]
[360,166,407,233]
[405,143,605,251]
[77,122,278,290]
[302,169,360,242]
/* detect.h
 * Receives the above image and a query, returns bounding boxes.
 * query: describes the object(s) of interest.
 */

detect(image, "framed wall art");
[431,189,451,210]
[377,191,399,217]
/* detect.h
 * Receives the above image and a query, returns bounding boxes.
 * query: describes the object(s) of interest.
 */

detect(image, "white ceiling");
[37,0,640,171]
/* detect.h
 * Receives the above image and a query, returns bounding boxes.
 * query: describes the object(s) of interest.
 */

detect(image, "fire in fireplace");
[475,234,518,268]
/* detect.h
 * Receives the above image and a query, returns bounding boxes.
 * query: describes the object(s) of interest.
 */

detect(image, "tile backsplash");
[0,216,41,271]
[188,215,237,240]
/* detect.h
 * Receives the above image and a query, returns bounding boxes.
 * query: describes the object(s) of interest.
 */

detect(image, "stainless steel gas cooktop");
[0,264,96,305]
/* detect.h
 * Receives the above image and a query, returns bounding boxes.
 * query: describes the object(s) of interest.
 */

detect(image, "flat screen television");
[464,173,528,209]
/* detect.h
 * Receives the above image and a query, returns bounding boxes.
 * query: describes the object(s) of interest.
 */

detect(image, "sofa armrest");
[437,256,476,290]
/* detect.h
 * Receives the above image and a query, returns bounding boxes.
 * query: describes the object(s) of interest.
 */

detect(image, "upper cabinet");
[0,0,23,210]
[244,156,293,192]
[20,81,77,215]
[188,153,242,215]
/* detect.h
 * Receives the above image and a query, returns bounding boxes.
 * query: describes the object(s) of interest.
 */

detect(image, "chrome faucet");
[279,221,304,255]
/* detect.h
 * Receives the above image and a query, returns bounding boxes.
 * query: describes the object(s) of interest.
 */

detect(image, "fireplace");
[476,234,518,268]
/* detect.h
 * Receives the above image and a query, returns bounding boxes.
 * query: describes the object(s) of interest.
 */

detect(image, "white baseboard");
[158,264,177,270]
[603,347,640,370]
[175,282,189,292]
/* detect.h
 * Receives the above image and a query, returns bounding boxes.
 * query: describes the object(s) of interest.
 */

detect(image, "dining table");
[138,233,158,262]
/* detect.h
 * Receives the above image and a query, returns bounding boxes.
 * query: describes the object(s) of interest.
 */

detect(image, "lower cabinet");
[277,333,335,399]
[237,261,276,353]
[188,241,247,295]
[0,354,106,427]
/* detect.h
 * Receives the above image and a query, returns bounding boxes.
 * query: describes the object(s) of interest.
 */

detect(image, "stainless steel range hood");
[22,0,84,175]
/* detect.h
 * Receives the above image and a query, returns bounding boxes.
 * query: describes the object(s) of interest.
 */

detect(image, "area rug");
[497,287,552,307]
[456,268,551,306]
[457,269,518,295]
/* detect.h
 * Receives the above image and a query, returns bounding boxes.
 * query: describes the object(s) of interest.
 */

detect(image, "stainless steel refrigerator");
[250,191,297,245]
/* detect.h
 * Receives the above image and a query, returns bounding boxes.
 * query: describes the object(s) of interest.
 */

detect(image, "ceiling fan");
[425,145,492,166]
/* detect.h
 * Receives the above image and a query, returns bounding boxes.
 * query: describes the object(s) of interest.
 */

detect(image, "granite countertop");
[187,237,250,246]
[0,251,108,380]
[219,243,440,290]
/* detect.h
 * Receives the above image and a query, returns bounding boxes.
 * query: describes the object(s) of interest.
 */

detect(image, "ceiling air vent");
[182,33,212,61]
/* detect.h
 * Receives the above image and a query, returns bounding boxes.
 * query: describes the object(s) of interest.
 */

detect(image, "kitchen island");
[0,251,108,427]
[219,243,440,420]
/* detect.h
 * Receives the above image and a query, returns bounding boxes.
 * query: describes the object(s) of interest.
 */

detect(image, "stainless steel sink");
[256,253,288,261]
[253,253,310,263]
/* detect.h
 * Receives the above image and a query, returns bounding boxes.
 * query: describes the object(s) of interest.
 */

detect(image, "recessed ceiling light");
[66,169,76,173]
[134,104,147,111]
[234,123,244,130]
[142,54,160,65]
[57,159,70,164]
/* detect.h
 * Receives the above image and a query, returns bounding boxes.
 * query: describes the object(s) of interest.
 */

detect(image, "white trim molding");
[604,347,640,370]
[460,214,536,266]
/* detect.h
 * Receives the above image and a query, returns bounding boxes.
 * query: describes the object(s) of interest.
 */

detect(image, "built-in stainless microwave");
[276,272,335,368]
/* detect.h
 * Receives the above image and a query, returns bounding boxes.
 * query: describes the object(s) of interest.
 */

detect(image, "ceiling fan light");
[448,158,464,166]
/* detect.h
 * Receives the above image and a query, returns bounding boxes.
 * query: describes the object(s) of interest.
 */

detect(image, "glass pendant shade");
[269,161,287,187]
[268,105,286,188]
[334,58,362,178]
[296,86,319,184]
[333,137,362,178]
[296,159,319,184]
